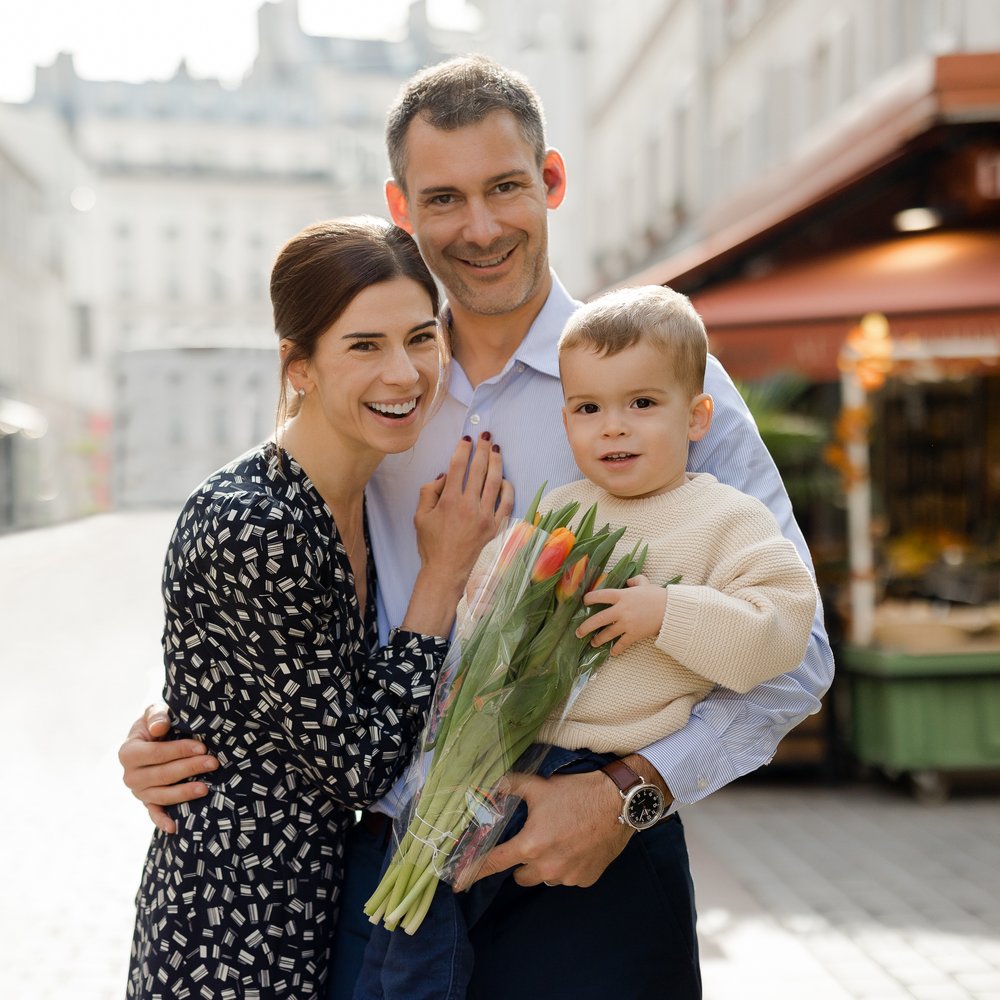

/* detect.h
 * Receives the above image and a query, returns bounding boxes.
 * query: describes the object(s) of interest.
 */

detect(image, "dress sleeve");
[175,496,446,808]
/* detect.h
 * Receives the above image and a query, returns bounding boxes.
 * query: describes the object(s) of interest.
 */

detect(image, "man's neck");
[448,278,552,388]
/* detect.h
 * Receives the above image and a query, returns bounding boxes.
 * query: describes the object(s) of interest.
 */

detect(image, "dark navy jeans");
[353,746,701,1000]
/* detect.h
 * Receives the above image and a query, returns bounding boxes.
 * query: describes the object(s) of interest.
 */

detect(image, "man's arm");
[474,358,834,886]
[118,704,219,834]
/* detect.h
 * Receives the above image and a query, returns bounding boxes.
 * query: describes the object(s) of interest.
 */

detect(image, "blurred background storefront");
[625,51,1000,789]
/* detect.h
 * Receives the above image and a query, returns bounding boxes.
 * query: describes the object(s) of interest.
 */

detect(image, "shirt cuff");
[636,714,742,806]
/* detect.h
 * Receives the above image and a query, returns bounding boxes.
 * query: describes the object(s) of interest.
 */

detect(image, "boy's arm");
[642,359,834,803]
[472,359,834,887]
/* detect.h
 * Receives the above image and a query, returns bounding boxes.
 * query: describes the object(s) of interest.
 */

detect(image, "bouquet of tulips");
[364,485,647,935]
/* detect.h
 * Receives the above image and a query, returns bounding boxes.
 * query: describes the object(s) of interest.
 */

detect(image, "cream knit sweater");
[464,474,818,756]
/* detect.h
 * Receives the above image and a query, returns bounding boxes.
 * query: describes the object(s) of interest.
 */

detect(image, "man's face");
[386,111,566,319]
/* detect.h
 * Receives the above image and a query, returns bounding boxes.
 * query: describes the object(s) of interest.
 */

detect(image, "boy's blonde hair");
[559,285,708,396]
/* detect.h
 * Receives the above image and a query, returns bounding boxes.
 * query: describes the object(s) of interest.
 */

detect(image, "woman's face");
[296,277,442,458]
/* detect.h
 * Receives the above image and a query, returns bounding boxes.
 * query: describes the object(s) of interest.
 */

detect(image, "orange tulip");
[556,554,588,602]
[497,521,535,569]
[531,527,576,582]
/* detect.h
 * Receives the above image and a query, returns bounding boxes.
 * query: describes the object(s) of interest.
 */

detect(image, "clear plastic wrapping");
[364,488,647,935]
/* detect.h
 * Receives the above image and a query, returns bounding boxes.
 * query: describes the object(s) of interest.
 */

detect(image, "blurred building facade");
[0,102,99,531]
[7,0,474,517]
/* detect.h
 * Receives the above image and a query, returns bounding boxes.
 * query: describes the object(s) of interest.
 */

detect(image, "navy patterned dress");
[128,443,445,999]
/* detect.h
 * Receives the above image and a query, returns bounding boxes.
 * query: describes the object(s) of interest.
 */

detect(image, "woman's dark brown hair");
[271,216,441,424]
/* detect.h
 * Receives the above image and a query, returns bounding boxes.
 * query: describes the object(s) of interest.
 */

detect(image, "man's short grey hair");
[386,55,547,191]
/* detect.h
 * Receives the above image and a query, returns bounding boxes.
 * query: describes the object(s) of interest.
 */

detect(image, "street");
[1,513,998,999]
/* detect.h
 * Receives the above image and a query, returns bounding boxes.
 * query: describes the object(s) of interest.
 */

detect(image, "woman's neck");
[278,414,378,514]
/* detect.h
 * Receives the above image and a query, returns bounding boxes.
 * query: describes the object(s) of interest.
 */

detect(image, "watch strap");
[600,759,643,796]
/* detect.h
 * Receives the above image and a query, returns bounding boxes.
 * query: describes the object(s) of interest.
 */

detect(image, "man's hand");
[470,769,626,888]
[470,755,673,889]
[118,704,219,834]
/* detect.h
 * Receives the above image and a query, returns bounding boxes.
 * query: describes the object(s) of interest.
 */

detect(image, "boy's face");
[560,342,712,499]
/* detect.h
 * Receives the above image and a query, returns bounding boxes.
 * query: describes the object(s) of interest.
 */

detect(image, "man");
[121,56,834,999]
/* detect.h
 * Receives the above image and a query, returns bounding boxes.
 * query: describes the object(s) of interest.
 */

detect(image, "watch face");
[625,785,664,829]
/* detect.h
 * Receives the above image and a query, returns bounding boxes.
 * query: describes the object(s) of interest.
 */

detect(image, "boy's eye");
[578,403,600,415]
[633,397,655,409]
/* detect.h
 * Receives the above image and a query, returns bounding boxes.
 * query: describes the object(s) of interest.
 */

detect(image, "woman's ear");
[688,393,713,442]
[281,340,312,395]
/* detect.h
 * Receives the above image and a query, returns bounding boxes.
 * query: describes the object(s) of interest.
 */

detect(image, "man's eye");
[430,194,454,206]
[494,182,517,194]
[410,332,436,346]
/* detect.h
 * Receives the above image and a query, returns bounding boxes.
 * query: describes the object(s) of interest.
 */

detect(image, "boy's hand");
[576,575,666,654]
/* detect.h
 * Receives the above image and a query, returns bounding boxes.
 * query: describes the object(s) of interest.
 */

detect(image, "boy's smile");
[560,341,712,499]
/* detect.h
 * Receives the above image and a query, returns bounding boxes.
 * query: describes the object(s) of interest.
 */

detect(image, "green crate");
[843,645,1000,773]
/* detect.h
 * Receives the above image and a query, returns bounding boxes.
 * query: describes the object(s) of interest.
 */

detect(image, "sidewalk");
[1,512,998,999]
[686,781,1000,999]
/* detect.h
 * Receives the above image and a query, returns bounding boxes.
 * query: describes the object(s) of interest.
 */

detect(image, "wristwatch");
[600,759,666,831]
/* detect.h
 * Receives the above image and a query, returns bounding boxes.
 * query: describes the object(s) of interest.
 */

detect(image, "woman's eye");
[410,332,436,346]
[351,341,377,352]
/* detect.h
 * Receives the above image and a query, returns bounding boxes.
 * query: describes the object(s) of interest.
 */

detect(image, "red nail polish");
[481,431,491,441]
[435,472,445,480]
[462,435,472,442]
[492,444,500,453]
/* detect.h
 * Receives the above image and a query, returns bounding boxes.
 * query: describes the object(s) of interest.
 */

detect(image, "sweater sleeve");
[167,495,445,808]
[653,500,818,694]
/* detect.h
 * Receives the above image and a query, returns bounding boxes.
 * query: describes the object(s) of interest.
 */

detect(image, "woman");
[127,218,512,999]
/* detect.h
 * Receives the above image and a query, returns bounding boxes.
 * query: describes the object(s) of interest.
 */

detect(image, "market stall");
[833,313,1000,798]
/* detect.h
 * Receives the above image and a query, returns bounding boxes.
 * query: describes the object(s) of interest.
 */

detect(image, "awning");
[691,230,1000,381]
[0,397,48,438]
[626,52,1000,292]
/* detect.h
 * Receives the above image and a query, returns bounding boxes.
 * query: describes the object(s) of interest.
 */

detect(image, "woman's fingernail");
[462,435,472,442]
[492,444,500,453]
[435,472,445,480]
[480,431,491,441]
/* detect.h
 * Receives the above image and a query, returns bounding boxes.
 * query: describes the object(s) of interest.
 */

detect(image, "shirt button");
[469,414,481,425]
[515,363,525,373]
[697,776,708,789]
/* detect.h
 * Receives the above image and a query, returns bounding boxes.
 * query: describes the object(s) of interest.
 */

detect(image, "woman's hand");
[403,433,513,636]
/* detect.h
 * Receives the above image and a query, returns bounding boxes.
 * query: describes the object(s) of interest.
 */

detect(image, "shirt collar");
[442,270,581,381]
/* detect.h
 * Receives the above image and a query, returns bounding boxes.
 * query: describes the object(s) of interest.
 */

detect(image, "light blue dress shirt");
[366,272,834,812]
